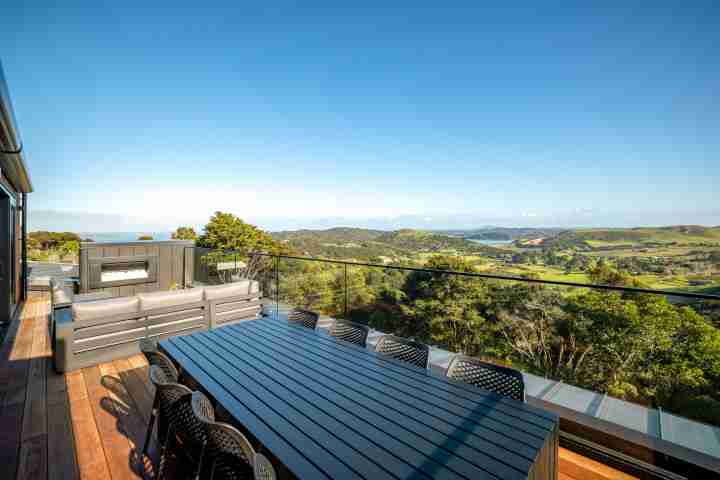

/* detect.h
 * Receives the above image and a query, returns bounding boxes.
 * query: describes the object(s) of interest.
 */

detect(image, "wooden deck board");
[0,293,635,480]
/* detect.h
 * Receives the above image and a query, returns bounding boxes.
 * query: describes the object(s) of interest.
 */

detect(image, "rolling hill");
[271,227,507,259]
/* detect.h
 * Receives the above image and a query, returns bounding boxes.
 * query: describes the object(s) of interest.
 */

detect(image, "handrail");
[242,251,720,301]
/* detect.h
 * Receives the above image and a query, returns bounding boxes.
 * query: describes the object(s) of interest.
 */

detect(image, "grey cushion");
[138,288,204,310]
[204,280,259,300]
[72,296,140,322]
[74,292,114,303]
[30,275,53,291]
[51,281,74,308]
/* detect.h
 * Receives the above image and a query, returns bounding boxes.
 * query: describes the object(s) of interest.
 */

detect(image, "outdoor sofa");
[51,280,262,372]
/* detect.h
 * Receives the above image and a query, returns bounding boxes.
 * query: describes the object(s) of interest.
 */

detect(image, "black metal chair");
[328,320,370,347]
[375,335,429,369]
[140,337,179,379]
[158,390,216,480]
[141,339,180,456]
[287,308,320,330]
[445,355,526,402]
[192,393,259,480]
[148,366,193,464]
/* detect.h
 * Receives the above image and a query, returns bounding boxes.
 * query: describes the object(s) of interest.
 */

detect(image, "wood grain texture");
[559,447,638,480]
[66,369,112,480]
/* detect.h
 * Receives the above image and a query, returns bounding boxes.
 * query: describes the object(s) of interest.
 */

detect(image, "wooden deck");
[0,294,635,480]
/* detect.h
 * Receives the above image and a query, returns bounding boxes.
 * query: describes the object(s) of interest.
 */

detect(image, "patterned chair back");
[193,393,257,480]
[287,308,320,330]
[141,338,179,381]
[328,320,370,347]
[375,335,429,369]
[446,355,525,402]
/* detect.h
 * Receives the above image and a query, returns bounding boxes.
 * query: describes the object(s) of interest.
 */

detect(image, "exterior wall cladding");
[0,169,23,321]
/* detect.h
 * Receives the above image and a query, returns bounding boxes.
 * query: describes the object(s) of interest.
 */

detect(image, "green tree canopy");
[171,226,198,241]
[137,235,154,241]
[28,231,81,250]
[196,212,283,254]
[401,256,498,355]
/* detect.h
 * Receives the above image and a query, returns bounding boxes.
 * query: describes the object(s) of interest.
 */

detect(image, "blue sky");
[1,1,718,231]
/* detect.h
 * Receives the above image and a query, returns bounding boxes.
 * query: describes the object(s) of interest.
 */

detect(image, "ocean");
[466,238,514,246]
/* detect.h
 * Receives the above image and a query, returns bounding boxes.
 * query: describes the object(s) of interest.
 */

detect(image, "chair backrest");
[149,366,194,444]
[328,320,370,347]
[141,338,179,381]
[375,335,429,369]
[170,392,215,458]
[445,355,525,402]
[193,394,256,480]
[287,308,319,330]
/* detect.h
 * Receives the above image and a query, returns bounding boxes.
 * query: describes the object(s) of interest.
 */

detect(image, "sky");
[1,1,718,232]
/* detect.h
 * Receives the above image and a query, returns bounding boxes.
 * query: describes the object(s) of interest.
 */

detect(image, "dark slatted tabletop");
[160,319,559,480]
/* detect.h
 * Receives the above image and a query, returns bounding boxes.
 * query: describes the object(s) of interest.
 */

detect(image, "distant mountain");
[512,225,720,250]
[271,227,507,259]
[272,227,386,244]
[572,226,720,244]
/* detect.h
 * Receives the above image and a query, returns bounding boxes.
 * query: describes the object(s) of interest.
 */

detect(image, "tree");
[59,240,80,259]
[28,231,81,250]
[197,212,282,254]
[196,212,285,283]
[172,226,197,241]
[401,256,498,356]
[492,282,592,381]
[137,235,154,241]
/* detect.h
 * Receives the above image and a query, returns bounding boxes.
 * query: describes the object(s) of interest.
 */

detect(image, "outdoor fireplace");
[79,240,194,295]
[88,255,157,289]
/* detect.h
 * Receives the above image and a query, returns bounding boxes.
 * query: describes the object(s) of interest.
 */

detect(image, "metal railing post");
[344,264,348,319]
[275,255,280,318]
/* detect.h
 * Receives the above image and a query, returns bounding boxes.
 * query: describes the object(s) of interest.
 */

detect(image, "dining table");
[159,317,559,480]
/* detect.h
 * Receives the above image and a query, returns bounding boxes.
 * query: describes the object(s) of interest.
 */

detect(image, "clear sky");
[1,1,718,231]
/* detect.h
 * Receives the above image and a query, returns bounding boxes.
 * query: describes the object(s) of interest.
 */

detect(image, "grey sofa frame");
[53,290,262,372]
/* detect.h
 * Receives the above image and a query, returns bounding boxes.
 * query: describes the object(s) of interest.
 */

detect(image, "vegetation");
[196,212,285,284]
[171,226,198,240]
[277,255,720,426]
[137,235,154,240]
[27,231,83,262]
[271,226,720,293]
[198,212,282,253]
[272,227,505,262]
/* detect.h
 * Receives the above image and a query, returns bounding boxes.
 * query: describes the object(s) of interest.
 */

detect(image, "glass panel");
[277,257,344,319]
[295,256,720,433]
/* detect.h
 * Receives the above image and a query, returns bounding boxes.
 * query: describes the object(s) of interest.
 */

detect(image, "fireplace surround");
[79,240,194,295]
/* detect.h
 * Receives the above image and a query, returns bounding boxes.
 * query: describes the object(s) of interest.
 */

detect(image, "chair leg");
[156,420,176,480]
[143,394,159,456]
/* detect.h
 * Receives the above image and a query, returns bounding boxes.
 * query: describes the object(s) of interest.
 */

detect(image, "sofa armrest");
[54,307,74,373]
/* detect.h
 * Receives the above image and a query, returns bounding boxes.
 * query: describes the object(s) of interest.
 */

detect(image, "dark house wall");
[0,169,22,321]
[1,61,32,323]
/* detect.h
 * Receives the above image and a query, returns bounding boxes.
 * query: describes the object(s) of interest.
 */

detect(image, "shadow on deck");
[0,293,159,479]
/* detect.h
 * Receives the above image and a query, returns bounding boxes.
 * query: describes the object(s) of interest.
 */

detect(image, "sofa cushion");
[204,280,259,301]
[51,280,74,308]
[72,296,140,323]
[138,288,204,311]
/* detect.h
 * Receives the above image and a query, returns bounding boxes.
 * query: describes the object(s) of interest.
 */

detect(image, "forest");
[273,255,720,427]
